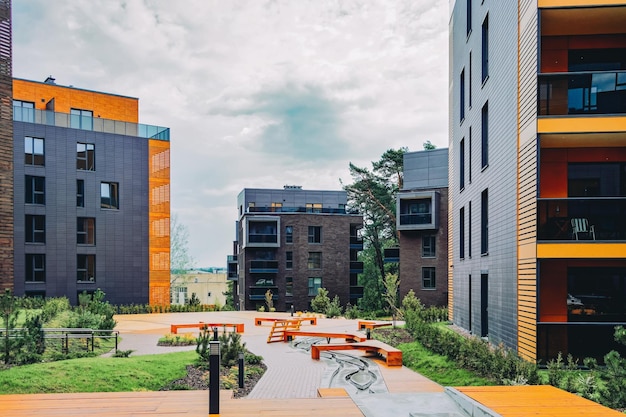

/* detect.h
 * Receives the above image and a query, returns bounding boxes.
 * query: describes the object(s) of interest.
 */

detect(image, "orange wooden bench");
[255,316,317,326]
[283,330,367,343]
[357,320,392,330]
[170,322,244,334]
[310,340,402,366]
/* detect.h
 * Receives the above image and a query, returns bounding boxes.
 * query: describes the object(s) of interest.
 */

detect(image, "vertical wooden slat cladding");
[517,0,539,362]
[0,0,12,292]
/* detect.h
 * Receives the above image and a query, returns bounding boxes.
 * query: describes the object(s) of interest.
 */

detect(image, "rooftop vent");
[44,76,56,84]
[284,185,302,190]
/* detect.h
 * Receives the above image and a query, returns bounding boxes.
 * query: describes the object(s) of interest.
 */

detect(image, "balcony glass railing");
[537,198,626,240]
[350,261,364,273]
[399,213,432,225]
[246,206,351,214]
[249,260,278,273]
[538,71,626,116]
[13,106,170,141]
[248,234,278,244]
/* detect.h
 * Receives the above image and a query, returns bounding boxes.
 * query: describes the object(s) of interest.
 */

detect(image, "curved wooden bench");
[284,330,367,343]
[255,316,317,326]
[170,322,244,334]
[357,320,392,330]
[310,340,402,366]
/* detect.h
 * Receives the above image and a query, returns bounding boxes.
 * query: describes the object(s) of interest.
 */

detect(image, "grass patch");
[0,350,196,394]
[399,341,494,387]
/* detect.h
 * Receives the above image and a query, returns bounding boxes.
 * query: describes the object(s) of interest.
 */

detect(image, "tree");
[423,140,436,150]
[170,213,195,273]
[0,289,18,364]
[383,272,401,324]
[342,148,407,312]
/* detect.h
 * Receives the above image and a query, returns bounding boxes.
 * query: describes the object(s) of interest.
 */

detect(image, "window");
[469,52,473,107]
[24,136,44,165]
[13,100,35,122]
[77,180,85,207]
[77,218,96,245]
[271,202,282,211]
[70,108,93,130]
[468,126,473,182]
[468,201,473,258]
[422,235,436,257]
[460,207,465,259]
[286,251,293,269]
[308,226,322,244]
[460,137,465,189]
[308,277,322,296]
[77,143,95,171]
[306,203,322,213]
[482,15,489,82]
[77,255,96,282]
[466,0,472,36]
[286,277,293,297]
[25,215,45,243]
[25,254,45,282]
[101,182,119,209]
[307,252,322,269]
[460,69,466,122]
[422,267,436,289]
[285,226,293,243]
[25,175,45,205]
[481,102,488,168]
[481,189,489,255]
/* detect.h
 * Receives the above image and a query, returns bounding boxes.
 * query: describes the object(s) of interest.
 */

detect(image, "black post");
[366,328,371,340]
[213,327,218,341]
[238,352,245,389]
[290,304,294,317]
[209,341,220,416]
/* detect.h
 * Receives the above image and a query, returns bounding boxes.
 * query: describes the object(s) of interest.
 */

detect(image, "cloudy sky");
[12,0,449,268]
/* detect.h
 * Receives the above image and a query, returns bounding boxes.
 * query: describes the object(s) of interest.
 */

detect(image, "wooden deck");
[455,385,625,417]
[0,390,365,417]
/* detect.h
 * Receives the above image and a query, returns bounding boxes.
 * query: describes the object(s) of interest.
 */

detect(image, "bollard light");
[238,351,245,389]
[366,328,371,340]
[290,304,294,317]
[209,341,220,416]
[212,326,218,341]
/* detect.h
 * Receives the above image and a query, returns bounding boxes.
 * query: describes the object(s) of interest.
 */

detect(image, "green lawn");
[0,351,196,394]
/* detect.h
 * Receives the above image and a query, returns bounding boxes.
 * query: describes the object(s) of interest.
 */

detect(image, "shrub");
[344,303,361,319]
[41,297,71,323]
[310,288,330,314]
[325,295,343,318]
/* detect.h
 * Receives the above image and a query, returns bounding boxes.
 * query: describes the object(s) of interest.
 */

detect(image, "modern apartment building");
[12,77,171,305]
[387,149,449,307]
[231,186,363,311]
[450,0,626,362]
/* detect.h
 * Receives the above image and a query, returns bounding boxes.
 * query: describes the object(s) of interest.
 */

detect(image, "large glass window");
[13,100,35,122]
[308,277,322,296]
[25,175,45,205]
[307,252,322,269]
[77,254,96,282]
[466,0,472,36]
[460,137,465,189]
[422,235,436,258]
[308,226,322,244]
[77,143,95,171]
[468,201,472,258]
[306,203,322,213]
[25,215,45,243]
[101,182,119,209]
[25,254,45,282]
[25,136,44,166]
[70,108,93,130]
[422,267,436,289]
[77,217,96,245]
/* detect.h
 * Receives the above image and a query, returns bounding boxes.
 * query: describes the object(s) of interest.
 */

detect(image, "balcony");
[350,261,364,274]
[384,247,399,263]
[249,260,279,274]
[227,255,238,281]
[244,217,280,248]
[350,235,363,250]
[538,198,626,241]
[246,206,349,214]
[13,106,170,141]
[397,191,439,231]
[350,286,364,300]
[539,71,626,117]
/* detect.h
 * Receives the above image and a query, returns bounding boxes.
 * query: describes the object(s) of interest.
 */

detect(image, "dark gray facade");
[13,121,150,305]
